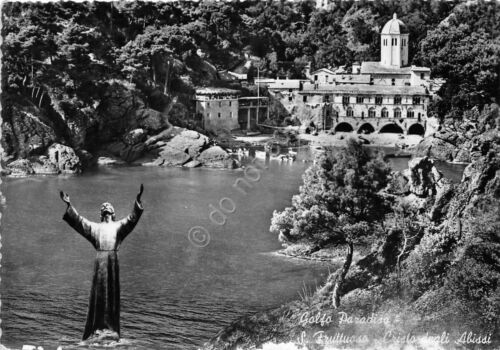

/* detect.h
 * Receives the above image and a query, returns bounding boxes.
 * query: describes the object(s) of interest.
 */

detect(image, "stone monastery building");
[268,14,436,136]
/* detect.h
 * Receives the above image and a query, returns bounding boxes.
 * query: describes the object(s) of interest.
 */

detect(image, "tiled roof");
[361,62,412,74]
[195,87,240,95]
[411,65,431,72]
[268,80,303,89]
[301,84,428,95]
[312,68,336,75]
[335,75,371,84]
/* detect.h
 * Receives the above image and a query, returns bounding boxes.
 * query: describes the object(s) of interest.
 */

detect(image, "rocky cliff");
[1,80,236,176]
[202,120,500,349]
[415,103,499,163]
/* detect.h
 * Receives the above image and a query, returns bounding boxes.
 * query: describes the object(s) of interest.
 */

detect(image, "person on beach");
[60,184,144,341]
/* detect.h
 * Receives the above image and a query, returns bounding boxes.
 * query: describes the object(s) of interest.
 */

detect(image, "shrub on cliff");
[270,139,391,307]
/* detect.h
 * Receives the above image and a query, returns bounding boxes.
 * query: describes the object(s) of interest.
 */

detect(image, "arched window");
[347,107,354,117]
[407,108,414,118]
[381,108,388,118]
[368,107,376,118]
[394,108,401,119]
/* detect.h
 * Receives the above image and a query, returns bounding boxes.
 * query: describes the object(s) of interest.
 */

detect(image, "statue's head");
[100,202,116,222]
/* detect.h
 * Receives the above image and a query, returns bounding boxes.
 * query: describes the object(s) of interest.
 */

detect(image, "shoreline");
[274,243,370,264]
[2,132,474,178]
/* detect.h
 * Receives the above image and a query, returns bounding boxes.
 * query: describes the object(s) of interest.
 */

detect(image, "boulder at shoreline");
[152,130,237,169]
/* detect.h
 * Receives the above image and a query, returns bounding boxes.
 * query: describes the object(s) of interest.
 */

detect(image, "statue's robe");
[63,200,143,340]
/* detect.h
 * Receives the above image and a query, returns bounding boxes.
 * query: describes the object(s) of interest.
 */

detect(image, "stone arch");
[408,123,425,135]
[358,123,375,134]
[379,123,404,134]
[334,122,354,132]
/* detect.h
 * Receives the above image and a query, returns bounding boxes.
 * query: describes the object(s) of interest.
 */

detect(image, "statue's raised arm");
[117,184,144,243]
[60,190,98,248]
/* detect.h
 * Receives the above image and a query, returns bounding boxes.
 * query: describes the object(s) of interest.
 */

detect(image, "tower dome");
[380,13,409,67]
[381,14,409,35]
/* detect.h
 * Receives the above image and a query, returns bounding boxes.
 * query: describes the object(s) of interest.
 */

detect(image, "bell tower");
[380,14,409,68]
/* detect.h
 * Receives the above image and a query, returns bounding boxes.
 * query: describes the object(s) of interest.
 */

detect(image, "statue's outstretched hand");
[60,190,71,206]
[137,184,144,203]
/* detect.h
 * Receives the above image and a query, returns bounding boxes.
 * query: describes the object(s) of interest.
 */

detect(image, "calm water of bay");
[0,149,466,350]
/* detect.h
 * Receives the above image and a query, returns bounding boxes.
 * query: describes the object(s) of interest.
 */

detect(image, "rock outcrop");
[5,143,82,176]
[47,143,82,174]
[1,105,57,161]
[152,130,237,168]
[407,156,444,197]
[198,146,235,168]
[132,108,171,132]
[415,103,499,163]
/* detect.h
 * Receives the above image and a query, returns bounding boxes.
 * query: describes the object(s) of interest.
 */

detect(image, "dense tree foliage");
[415,1,500,119]
[1,0,497,126]
[270,139,391,306]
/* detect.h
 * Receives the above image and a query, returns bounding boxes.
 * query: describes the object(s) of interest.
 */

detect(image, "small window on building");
[314,75,318,81]
[303,95,307,102]
[368,108,376,118]
[394,108,401,119]
[342,96,350,105]
[395,38,397,45]
[420,73,425,80]
[407,109,414,118]
[413,97,421,105]
[356,96,364,104]
[218,113,221,118]
[324,95,330,103]
[229,101,232,106]
[347,107,353,117]
[288,95,293,102]
[230,112,233,118]
[207,102,210,107]
[289,89,293,93]
[394,95,401,104]
[375,96,383,105]
[391,79,395,86]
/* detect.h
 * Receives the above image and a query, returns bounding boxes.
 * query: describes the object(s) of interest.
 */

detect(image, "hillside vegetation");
[1,1,498,169]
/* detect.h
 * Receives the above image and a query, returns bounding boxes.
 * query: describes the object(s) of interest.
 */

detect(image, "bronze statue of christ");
[60,184,144,341]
